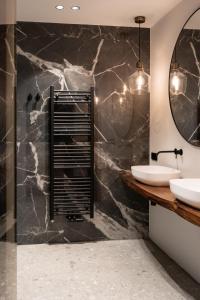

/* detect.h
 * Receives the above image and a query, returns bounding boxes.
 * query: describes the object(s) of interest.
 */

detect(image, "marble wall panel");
[16,22,150,244]
[0,22,16,300]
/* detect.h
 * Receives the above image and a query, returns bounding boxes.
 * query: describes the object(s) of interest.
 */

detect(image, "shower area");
[16,22,150,245]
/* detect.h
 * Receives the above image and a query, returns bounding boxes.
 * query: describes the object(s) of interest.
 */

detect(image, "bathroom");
[0,0,200,299]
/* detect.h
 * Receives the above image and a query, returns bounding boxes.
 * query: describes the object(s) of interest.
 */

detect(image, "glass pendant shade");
[128,66,150,95]
[128,16,149,96]
[170,64,187,96]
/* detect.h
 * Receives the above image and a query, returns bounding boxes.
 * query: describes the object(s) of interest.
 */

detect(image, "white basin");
[131,165,181,186]
[170,179,200,209]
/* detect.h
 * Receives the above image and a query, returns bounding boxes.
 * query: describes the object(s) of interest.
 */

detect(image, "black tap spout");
[151,148,183,161]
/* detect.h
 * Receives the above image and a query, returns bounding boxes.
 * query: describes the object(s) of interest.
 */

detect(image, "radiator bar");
[49,86,94,220]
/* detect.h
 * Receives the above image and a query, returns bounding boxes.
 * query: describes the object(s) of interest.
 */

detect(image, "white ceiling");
[17,0,182,28]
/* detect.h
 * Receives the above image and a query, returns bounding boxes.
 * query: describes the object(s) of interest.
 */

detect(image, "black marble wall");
[170,28,200,146]
[0,25,15,219]
[0,23,16,299]
[16,22,150,244]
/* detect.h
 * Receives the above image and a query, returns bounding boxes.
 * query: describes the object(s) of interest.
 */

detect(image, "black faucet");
[151,148,183,161]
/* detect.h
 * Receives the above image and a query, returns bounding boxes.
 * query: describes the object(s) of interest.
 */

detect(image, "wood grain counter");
[120,170,200,227]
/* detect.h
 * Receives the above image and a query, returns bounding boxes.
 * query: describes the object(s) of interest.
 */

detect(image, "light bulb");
[136,74,145,91]
[170,68,187,96]
[95,96,99,104]
[123,84,127,94]
[119,97,123,104]
[128,68,150,95]
[171,73,180,92]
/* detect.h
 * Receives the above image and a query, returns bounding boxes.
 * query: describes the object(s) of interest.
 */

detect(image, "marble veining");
[0,24,16,230]
[0,23,16,300]
[16,22,150,244]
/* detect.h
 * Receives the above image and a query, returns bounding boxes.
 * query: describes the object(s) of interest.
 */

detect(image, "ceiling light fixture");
[71,5,80,11]
[55,5,64,10]
[128,16,150,96]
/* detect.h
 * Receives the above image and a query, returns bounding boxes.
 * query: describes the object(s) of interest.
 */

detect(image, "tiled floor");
[17,239,200,300]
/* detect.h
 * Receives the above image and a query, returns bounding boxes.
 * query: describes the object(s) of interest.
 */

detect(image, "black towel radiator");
[49,86,94,221]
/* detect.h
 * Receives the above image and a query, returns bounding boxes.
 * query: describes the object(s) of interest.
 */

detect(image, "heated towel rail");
[49,86,94,221]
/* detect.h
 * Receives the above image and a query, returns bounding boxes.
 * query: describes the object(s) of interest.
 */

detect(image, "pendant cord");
[174,45,177,64]
[139,22,141,62]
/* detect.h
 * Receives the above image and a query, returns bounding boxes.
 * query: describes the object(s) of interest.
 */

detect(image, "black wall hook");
[25,93,33,110]
[27,94,33,102]
[35,93,41,102]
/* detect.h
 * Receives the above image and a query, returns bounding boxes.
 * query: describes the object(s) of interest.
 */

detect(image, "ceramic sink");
[170,178,200,209]
[131,165,181,186]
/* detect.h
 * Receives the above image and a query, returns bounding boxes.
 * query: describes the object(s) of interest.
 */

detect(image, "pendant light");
[128,16,150,96]
[170,46,187,96]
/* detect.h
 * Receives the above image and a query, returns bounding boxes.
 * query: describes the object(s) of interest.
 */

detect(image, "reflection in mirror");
[169,9,200,147]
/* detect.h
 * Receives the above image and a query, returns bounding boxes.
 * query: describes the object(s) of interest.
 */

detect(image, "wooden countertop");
[120,170,200,227]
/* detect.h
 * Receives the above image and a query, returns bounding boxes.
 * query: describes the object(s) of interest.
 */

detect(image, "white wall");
[0,0,16,24]
[150,205,200,283]
[150,0,200,178]
[150,0,200,283]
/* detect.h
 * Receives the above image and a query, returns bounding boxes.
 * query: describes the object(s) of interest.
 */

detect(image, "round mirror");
[169,8,200,147]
